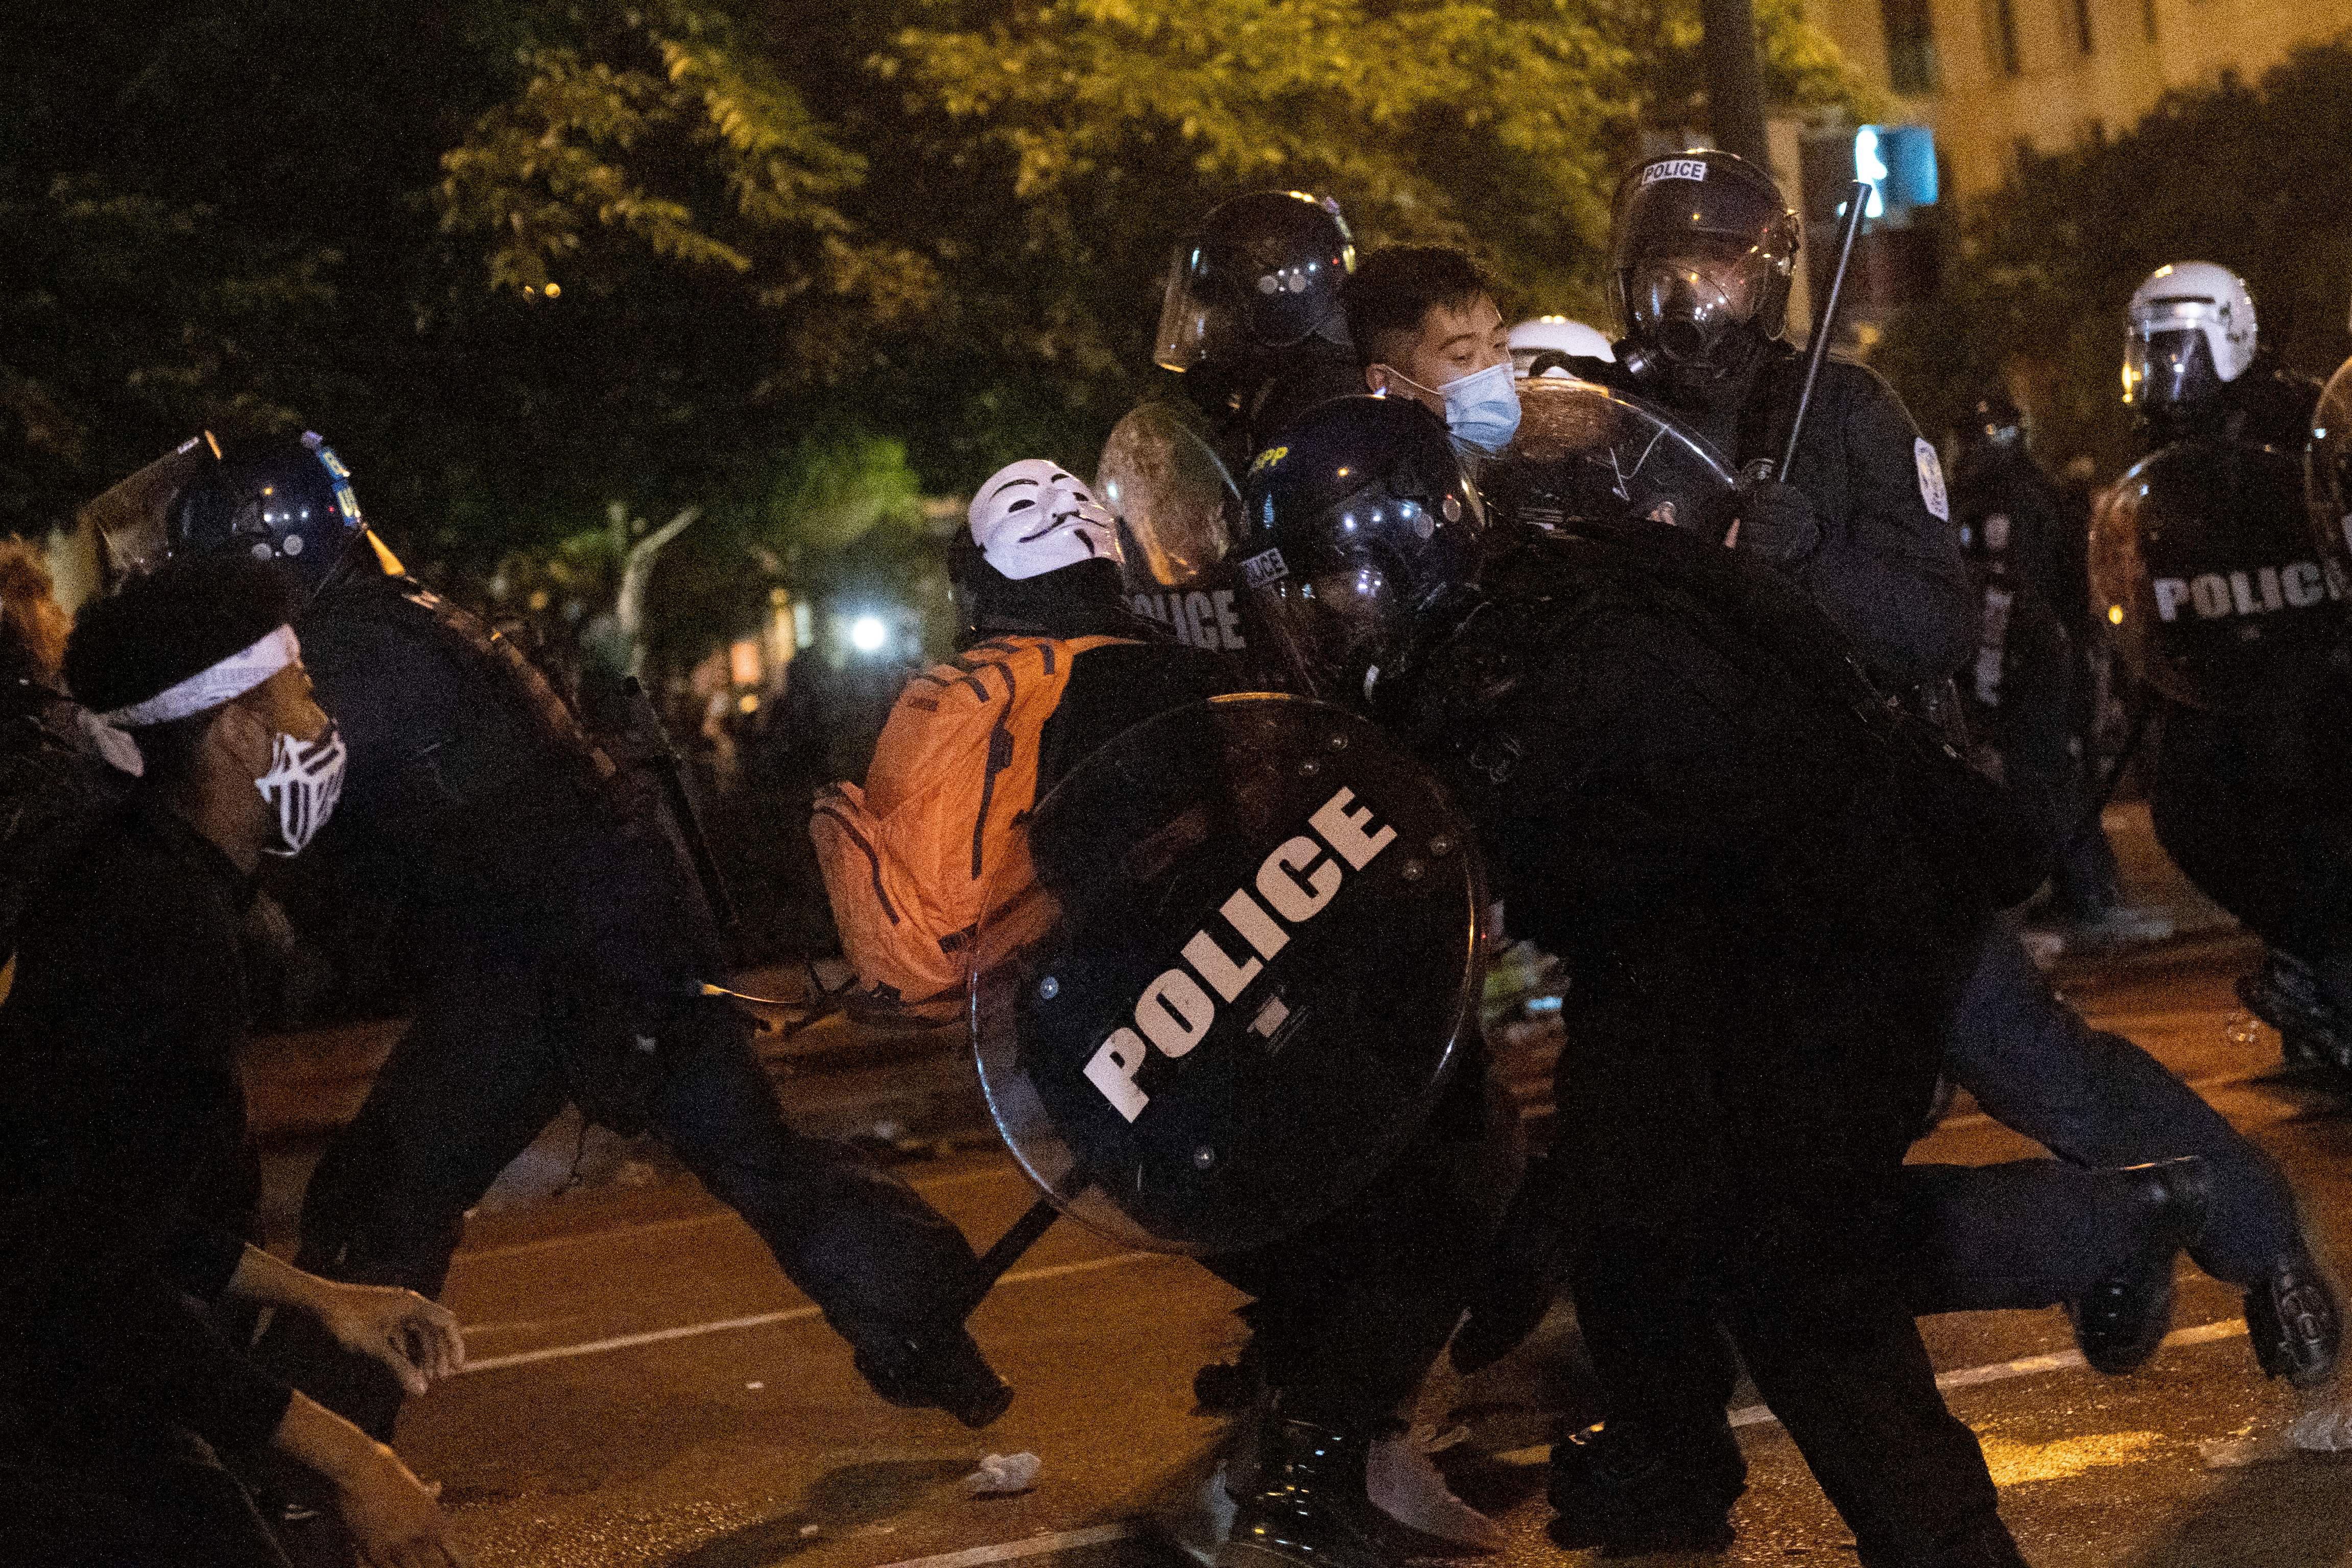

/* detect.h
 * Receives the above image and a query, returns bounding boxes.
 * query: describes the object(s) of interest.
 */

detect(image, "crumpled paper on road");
[964,1452,1041,1495]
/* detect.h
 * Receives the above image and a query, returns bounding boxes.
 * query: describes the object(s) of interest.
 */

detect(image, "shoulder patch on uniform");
[1914,437,1950,522]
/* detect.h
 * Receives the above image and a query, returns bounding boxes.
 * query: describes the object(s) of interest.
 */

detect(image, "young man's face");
[1366,293,1511,415]
[242,659,331,747]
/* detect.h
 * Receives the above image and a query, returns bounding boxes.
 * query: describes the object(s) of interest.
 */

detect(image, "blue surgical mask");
[1387,360,1523,455]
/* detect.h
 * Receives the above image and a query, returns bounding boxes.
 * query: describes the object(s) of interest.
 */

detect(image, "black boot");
[2246,1256,2343,1387]
[1217,1414,1387,1568]
[852,1322,1013,1428]
[2068,1156,2210,1375]
[1545,1420,1744,1555]
[2239,951,2352,1073]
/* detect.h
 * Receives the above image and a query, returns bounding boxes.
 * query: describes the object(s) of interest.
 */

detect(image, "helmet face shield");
[1154,243,1244,373]
[1252,553,1403,701]
[79,435,220,582]
[1623,237,1777,365]
[2124,324,2224,412]
[1607,154,1798,369]
[1151,192,1356,373]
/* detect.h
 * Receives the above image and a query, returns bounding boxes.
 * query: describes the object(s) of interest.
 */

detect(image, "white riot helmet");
[1508,316,1615,377]
[2125,263,2257,414]
[967,460,1122,580]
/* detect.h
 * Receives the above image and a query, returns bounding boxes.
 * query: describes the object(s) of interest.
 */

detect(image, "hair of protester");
[0,535,61,684]
[64,555,296,776]
[1341,246,1496,370]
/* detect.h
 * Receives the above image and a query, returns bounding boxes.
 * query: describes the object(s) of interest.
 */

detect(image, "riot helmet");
[2123,263,2256,418]
[1508,315,1614,377]
[1606,150,1799,381]
[1154,191,1357,375]
[1238,396,1485,706]
[88,432,368,603]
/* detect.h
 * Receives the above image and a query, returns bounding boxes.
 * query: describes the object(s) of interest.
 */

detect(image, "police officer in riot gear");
[94,433,1012,1442]
[1949,390,2141,934]
[1154,190,1366,480]
[1246,391,2031,1567]
[2124,262,2316,450]
[1103,191,1367,670]
[2120,264,2352,1090]
[1547,169,2340,1391]
[1563,148,1971,692]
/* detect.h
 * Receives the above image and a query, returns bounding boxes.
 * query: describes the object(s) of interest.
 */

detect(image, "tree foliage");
[0,0,1869,671]
[1875,42,2352,475]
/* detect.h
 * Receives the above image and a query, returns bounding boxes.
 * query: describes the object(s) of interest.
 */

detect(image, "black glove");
[1735,479,1822,566]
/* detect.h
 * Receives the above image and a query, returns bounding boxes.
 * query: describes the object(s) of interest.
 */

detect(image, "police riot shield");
[2090,438,2347,713]
[970,694,1483,1255]
[1096,401,1259,660]
[1484,377,1740,541]
[77,433,220,580]
[2305,355,2352,581]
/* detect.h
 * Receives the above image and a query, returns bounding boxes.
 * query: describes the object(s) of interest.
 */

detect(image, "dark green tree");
[1876,42,2352,476]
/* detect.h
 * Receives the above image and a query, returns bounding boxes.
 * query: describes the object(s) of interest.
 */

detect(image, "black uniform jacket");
[0,679,132,964]
[1398,525,1988,1242]
[0,801,292,1457]
[1571,344,1972,691]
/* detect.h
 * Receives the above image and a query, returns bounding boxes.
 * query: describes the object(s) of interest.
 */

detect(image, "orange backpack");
[811,634,1132,1025]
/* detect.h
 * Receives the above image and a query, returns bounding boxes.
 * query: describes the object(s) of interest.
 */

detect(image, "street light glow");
[849,614,889,653]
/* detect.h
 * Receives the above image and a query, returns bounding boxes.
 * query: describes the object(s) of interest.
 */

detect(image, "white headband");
[101,624,300,729]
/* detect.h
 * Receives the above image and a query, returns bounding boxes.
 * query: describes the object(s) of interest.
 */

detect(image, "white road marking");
[1492,1316,2250,1463]
[873,1522,1138,1568]
[456,1161,1027,1263]
[457,1250,1162,1373]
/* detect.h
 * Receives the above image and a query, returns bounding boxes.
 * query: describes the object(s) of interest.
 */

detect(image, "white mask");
[968,460,1122,580]
[255,723,346,857]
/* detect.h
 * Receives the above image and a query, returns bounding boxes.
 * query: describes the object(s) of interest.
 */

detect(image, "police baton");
[1748,180,1873,486]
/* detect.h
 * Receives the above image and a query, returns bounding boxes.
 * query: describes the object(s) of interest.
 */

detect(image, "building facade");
[1807,0,2352,196]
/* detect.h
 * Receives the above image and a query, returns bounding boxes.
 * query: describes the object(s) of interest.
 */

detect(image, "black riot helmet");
[1607,149,1800,381]
[80,431,374,603]
[1238,396,1486,707]
[163,433,370,602]
[1154,191,1357,375]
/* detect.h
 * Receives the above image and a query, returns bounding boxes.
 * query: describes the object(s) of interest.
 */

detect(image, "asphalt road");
[357,912,2352,1568]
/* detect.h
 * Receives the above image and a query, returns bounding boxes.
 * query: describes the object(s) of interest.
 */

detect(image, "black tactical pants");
[2151,700,2352,964]
[1930,919,2303,1289]
[1571,1222,2020,1568]
[274,941,986,1438]
[1205,1050,1517,1432]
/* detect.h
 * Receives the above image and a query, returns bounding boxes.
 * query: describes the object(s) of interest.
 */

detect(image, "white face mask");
[255,722,346,857]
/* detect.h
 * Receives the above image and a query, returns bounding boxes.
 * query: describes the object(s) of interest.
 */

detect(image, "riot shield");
[1098,400,1243,592]
[970,694,1483,1255]
[2090,438,2347,713]
[1098,400,1264,662]
[2306,355,2352,578]
[1484,377,1740,541]
[77,434,220,580]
